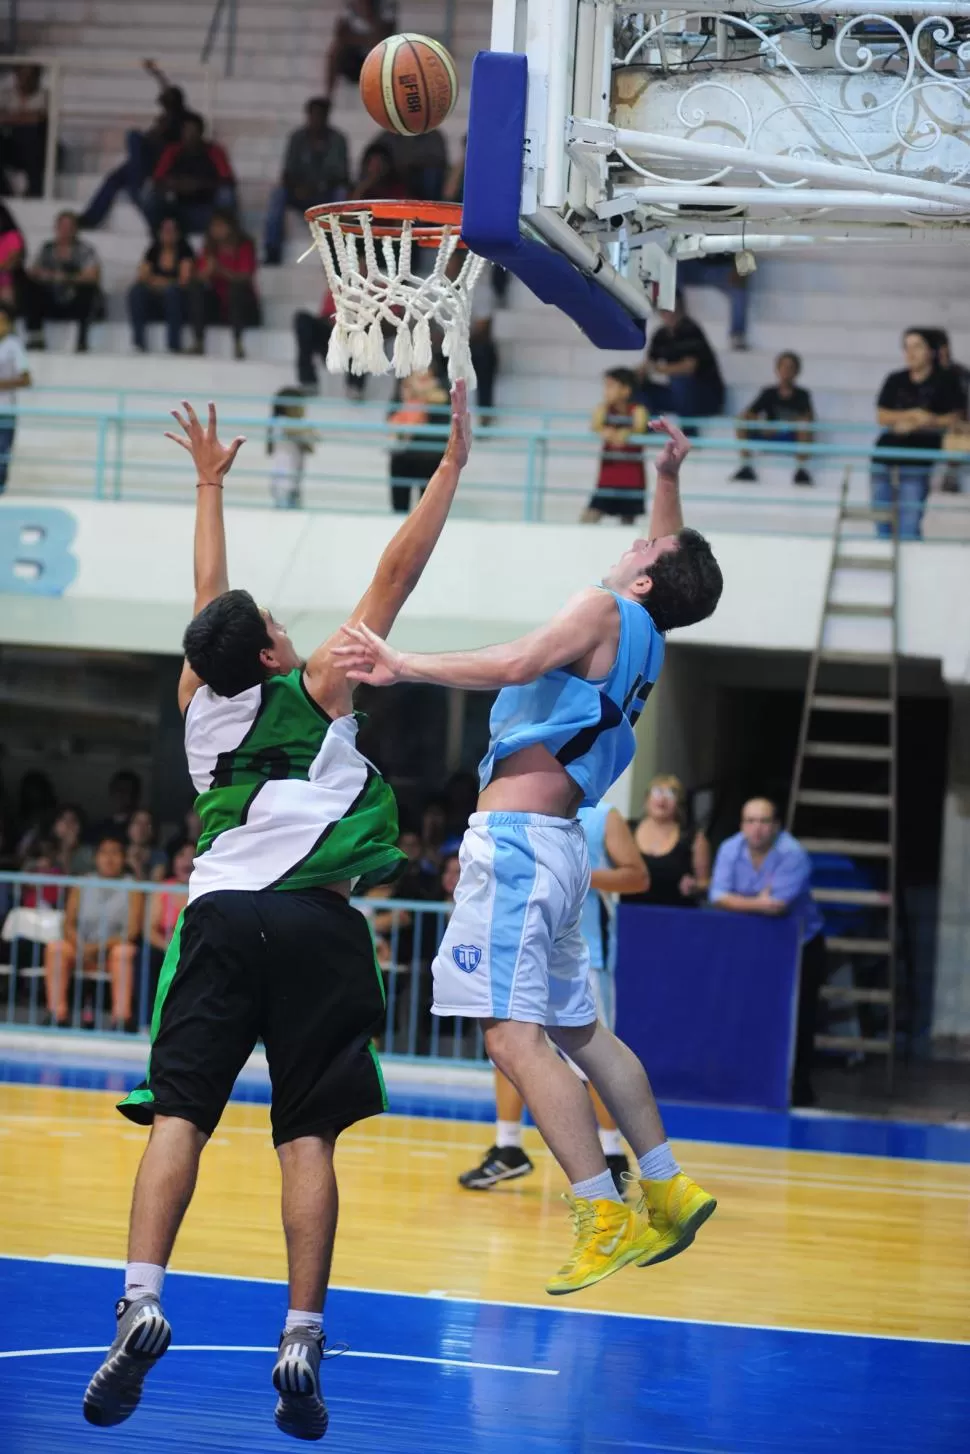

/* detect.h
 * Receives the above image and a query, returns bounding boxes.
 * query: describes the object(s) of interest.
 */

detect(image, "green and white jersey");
[185,668,405,903]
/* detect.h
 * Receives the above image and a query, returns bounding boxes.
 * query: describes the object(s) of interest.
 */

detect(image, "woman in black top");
[871,329,963,539]
[127,215,194,353]
[622,774,711,908]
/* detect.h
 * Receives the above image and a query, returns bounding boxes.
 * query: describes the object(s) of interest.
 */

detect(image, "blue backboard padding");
[463,50,646,352]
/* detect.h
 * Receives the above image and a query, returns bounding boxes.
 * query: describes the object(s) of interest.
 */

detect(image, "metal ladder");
[786,476,899,1085]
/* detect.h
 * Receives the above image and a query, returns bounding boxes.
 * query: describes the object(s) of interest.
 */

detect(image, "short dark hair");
[605,367,638,393]
[182,589,273,698]
[776,350,801,373]
[96,832,127,853]
[182,111,206,134]
[643,528,723,633]
[307,95,330,115]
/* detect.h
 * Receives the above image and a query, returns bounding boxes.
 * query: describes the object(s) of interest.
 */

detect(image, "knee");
[108,943,135,968]
[483,1020,543,1077]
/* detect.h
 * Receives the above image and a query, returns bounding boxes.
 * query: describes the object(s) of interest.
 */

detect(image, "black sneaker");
[731,464,757,482]
[606,1151,633,1197]
[458,1144,534,1190]
[793,467,814,486]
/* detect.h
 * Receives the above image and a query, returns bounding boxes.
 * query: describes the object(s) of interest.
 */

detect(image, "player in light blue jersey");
[335,419,723,1296]
[458,801,648,1194]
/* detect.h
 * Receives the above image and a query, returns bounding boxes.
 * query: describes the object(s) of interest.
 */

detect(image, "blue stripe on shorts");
[486,825,539,1019]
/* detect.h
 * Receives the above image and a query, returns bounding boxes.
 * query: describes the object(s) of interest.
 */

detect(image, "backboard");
[463,1,970,349]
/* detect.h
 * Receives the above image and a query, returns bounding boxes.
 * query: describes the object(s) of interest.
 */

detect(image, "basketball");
[359,32,459,136]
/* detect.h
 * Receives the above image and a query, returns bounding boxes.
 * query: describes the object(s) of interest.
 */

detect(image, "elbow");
[630,865,650,894]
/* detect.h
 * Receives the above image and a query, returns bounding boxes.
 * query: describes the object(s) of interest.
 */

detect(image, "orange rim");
[305,198,467,249]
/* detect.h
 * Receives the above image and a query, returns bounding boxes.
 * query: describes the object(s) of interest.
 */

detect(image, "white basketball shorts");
[431,812,597,1027]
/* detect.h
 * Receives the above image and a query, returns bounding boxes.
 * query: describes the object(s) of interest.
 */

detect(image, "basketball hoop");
[303,200,486,384]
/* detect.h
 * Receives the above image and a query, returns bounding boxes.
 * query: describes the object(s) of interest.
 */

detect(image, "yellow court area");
[2,1082,969,1343]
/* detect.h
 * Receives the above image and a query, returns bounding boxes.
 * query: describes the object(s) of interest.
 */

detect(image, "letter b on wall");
[0,507,78,595]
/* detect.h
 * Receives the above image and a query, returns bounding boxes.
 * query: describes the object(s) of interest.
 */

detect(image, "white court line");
[0,1255,963,1349]
[0,1343,557,1377]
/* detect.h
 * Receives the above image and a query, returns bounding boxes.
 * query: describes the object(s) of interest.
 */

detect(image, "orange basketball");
[359,32,459,136]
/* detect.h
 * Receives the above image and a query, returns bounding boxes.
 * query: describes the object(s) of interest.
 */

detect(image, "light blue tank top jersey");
[479,589,665,808]
[578,801,612,972]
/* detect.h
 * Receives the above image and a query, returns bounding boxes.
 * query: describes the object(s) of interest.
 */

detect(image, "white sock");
[571,1169,623,1204]
[598,1127,624,1158]
[285,1308,323,1335]
[125,1262,165,1300]
[637,1142,681,1182]
[495,1119,522,1150]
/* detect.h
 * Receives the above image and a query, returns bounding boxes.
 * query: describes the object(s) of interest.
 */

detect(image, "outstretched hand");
[332,622,406,687]
[649,416,691,478]
[444,379,472,471]
[165,400,246,484]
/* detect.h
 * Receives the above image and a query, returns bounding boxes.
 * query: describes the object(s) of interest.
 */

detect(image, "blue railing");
[0,872,483,1062]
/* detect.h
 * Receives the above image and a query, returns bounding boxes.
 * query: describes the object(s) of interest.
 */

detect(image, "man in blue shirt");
[709,798,827,1105]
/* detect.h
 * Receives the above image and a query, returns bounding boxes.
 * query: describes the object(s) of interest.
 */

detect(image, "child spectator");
[187,209,260,359]
[581,368,649,525]
[49,804,93,876]
[0,303,30,493]
[127,215,194,353]
[24,211,104,353]
[147,113,236,235]
[732,351,815,486]
[268,389,318,509]
[0,202,26,316]
[388,368,449,512]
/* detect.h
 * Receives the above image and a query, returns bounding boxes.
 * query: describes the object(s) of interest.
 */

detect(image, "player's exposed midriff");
[477,743,583,819]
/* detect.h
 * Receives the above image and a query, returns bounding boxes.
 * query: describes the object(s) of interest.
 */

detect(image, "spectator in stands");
[925,327,970,493]
[263,97,349,265]
[709,797,826,1105]
[732,351,815,487]
[15,770,56,858]
[0,303,30,493]
[0,64,48,198]
[0,202,26,316]
[268,388,318,508]
[350,138,409,201]
[639,293,724,431]
[127,215,194,353]
[187,209,260,359]
[125,808,166,882]
[623,775,710,908]
[679,250,749,351]
[49,804,93,876]
[93,769,142,842]
[293,287,368,400]
[24,212,103,353]
[388,367,449,512]
[42,832,143,1031]
[78,60,188,229]
[581,367,649,525]
[325,1,397,96]
[147,113,236,235]
[440,852,461,903]
[871,328,963,539]
[145,837,193,1015]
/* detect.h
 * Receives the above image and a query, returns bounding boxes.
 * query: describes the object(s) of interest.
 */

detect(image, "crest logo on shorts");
[452,944,482,973]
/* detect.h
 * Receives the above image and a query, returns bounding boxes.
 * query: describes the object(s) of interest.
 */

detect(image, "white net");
[304,204,487,385]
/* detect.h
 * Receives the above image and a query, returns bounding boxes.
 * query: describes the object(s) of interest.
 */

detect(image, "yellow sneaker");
[633,1173,717,1267]
[545,1195,645,1296]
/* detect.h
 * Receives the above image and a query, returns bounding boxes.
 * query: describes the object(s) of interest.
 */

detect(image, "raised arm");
[591,808,649,896]
[164,401,247,713]
[331,586,618,691]
[647,416,690,538]
[303,380,473,714]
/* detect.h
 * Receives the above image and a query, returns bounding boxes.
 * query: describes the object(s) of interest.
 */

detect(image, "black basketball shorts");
[118,887,387,1145]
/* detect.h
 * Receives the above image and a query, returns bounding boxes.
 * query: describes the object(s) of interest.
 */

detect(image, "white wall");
[2,496,969,681]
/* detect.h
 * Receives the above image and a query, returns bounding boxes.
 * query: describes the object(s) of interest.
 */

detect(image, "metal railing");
[0,872,483,1062]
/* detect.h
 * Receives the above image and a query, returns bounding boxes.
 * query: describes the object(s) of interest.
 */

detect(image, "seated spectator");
[709,797,826,1106]
[0,302,30,493]
[1,838,64,977]
[294,287,367,400]
[125,808,166,882]
[622,775,710,908]
[871,328,963,540]
[263,98,349,265]
[128,215,194,353]
[187,209,260,359]
[93,769,142,842]
[0,201,26,315]
[49,804,93,876]
[147,112,236,236]
[388,368,449,512]
[42,833,143,1031]
[24,211,103,353]
[325,1,397,96]
[145,837,193,1018]
[678,250,749,350]
[582,367,648,525]
[383,129,448,202]
[732,351,815,487]
[638,293,724,431]
[350,138,408,201]
[0,64,48,197]
[268,388,318,508]
[79,60,188,229]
